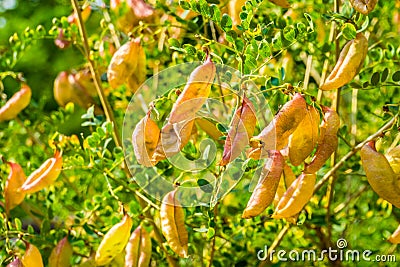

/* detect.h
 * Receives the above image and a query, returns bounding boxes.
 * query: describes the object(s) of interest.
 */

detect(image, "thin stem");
[207,203,219,267]
[314,116,397,193]
[71,0,122,149]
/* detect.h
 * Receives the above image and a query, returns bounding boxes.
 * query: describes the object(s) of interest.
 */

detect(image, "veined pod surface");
[360,141,400,208]
[151,119,195,164]
[320,33,368,90]
[220,96,256,166]
[21,243,44,267]
[20,151,63,194]
[160,190,188,258]
[242,151,284,219]
[125,225,152,267]
[288,105,320,166]
[268,0,291,8]
[386,145,400,177]
[48,237,73,267]
[132,114,160,167]
[95,214,133,266]
[107,39,141,89]
[272,172,316,219]
[5,162,26,214]
[388,224,400,244]
[350,0,378,15]
[168,56,216,124]
[127,42,147,93]
[0,83,31,122]
[249,93,307,158]
[304,106,339,174]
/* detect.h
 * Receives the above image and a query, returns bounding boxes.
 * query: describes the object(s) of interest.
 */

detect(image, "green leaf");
[221,14,233,31]
[216,123,227,133]
[381,68,389,82]
[168,38,181,48]
[342,23,357,40]
[283,26,296,42]
[210,4,221,23]
[225,30,237,43]
[207,227,216,239]
[183,44,197,55]
[370,72,380,86]
[303,13,314,32]
[392,71,400,82]
[14,218,22,231]
[198,179,213,193]
[179,0,191,10]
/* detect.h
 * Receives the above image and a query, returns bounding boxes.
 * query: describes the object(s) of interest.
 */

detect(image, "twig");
[208,203,219,267]
[314,116,397,193]
[71,0,122,149]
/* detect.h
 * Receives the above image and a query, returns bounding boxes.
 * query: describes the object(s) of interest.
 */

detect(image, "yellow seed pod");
[288,105,320,166]
[320,33,368,90]
[160,190,188,258]
[21,243,44,267]
[272,172,316,219]
[48,237,73,267]
[95,214,133,266]
[132,114,160,167]
[242,151,284,219]
[125,225,152,267]
[349,0,378,15]
[0,83,31,122]
[360,141,400,208]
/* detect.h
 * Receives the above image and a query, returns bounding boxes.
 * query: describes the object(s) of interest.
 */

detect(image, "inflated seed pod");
[95,214,133,266]
[288,105,320,166]
[360,141,400,208]
[242,150,284,218]
[249,93,308,158]
[20,151,63,194]
[160,190,188,258]
[0,83,31,122]
[272,172,316,219]
[304,106,339,173]
[220,96,256,166]
[320,33,368,90]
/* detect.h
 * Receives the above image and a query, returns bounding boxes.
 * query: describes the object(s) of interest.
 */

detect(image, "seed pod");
[0,83,31,122]
[249,93,307,158]
[385,145,400,177]
[48,237,73,267]
[388,224,400,244]
[304,106,339,174]
[21,243,44,267]
[242,151,284,219]
[7,258,23,267]
[268,0,291,8]
[132,114,160,167]
[4,162,26,214]
[272,172,316,219]
[195,118,223,143]
[168,56,216,124]
[95,214,133,266]
[151,119,195,164]
[127,40,147,93]
[349,0,378,15]
[360,141,400,208]
[228,0,246,30]
[107,39,141,89]
[160,190,188,258]
[220,96,257,166]
[20,151,63,194]
[54,71,99,110]
[320,33,368,90]
[288,105,320,166]
[125,225,152,267]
